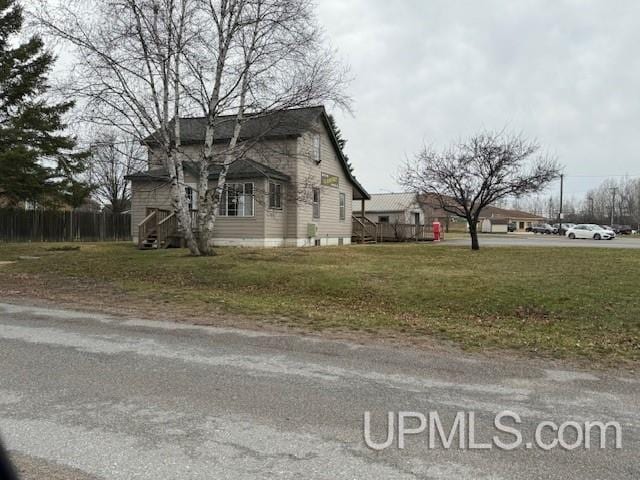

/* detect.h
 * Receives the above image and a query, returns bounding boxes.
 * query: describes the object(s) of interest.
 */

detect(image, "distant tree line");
[512,177,640,227]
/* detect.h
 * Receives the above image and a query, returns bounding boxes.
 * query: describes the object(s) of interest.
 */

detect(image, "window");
[269,182,282,209]
[312,187,320,219]
[185,186,197,211]
[312,134,321,163]
[378,215,389,223]
[339,193,346,220]
[219,183,254,217]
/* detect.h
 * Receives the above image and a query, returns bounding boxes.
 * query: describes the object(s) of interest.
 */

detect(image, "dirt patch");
[0,270,457,351]
[0,271,628,372]
[11,452,101,480]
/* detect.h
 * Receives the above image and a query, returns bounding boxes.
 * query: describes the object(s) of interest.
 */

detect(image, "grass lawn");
[0,241,639,364]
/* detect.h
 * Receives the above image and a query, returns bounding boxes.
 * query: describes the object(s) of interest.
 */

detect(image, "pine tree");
[327,113,353,172]
[0,0,87,207]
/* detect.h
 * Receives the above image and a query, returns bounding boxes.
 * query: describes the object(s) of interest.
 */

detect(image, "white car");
[565,224,616,240]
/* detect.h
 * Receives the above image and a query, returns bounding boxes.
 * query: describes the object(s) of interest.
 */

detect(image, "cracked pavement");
[0,301,638,479]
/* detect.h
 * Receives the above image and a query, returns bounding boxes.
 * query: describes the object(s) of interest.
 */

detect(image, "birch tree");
[34,0,349,255]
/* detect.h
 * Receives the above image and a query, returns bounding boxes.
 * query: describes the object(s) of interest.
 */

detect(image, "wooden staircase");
[352,215,378,244]
[138,208,179,250]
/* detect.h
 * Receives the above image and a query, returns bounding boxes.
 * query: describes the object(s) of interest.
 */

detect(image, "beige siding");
[212,177,266,240]
[130,177,266,242]
[295,119,352,241]
[137,118,359,245]
[130,180,173,241]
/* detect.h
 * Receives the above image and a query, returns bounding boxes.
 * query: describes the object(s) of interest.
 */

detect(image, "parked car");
[529,223,555,234]
[612,224,633,235]
[552,223,575,235]
[507,222,516,232]
[600,225,617,237]
[565,224,616,240]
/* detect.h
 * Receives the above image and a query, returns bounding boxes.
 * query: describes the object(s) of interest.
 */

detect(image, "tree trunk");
[166,148,200,255]
[468,217,480,250]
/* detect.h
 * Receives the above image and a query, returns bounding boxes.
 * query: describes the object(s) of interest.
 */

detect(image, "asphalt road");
[0,302,638,479]
[446,233,640,249]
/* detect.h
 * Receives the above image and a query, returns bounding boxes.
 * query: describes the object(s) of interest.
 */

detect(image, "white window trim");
[219,182,255,218]
[312,187,321,219]
[312,134,321,163]
[268,181,283,210]
[339,192,346,221]
[185,184,198,211]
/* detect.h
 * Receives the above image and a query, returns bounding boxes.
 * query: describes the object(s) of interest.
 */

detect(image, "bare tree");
[87,133,146,213]
[33,0,201,252]
[401,132,561,250]
[34,0,349,256]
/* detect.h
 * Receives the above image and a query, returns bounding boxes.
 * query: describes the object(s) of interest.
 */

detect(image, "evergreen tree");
[327,113,353,172]
[0,0,87,207]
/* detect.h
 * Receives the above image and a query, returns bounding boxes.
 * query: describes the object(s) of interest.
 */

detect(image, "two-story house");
[127,106,369,247]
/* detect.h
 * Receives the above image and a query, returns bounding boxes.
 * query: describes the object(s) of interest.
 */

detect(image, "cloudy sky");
[317,0,640,198]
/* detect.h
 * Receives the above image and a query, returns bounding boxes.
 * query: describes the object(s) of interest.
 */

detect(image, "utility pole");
[587,195,594,221]
[557,173,564,232]
[610,187,617,226]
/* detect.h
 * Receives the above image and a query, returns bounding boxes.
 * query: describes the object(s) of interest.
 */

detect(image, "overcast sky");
[317,0,640,199]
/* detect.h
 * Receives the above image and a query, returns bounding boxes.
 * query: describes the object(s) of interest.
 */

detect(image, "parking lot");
[446,233,640,249]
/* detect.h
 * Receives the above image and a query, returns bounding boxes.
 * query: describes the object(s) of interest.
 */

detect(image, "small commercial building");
[481,218,509,233]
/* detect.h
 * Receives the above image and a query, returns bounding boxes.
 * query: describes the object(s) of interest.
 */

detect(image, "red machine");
[433,220,441,242]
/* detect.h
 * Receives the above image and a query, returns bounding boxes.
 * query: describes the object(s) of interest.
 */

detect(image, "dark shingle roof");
[126,158,290,182]
[140,105,369,199]
[145,106,326,146]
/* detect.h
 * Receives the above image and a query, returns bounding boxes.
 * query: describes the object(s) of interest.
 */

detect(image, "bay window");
[219,182,254,217]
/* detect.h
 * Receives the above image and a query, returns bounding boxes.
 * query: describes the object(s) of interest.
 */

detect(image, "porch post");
[361,198,365,243]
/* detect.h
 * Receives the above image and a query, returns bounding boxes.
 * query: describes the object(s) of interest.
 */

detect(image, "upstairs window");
[219,183,254,217]
[312,134,321,163]
[312,187,320,219]
[269,182,282,209]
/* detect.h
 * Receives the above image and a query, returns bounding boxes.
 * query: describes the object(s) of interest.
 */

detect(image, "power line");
[563,174,640,178]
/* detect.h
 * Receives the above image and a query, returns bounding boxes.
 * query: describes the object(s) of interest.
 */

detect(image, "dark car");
[530,223,555,234]
[552,223,575,235]
[612,224,633,235]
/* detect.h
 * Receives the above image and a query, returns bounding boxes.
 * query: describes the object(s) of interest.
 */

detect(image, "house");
[127,106,370,247]
[477,206,544,232]
[352,193,424,225]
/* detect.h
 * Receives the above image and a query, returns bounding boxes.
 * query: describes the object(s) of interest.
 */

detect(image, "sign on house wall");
[321,173,339,188]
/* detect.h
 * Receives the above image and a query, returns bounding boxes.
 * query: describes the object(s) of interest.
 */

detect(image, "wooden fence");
[376,223,433,242]
[0,209,131,242]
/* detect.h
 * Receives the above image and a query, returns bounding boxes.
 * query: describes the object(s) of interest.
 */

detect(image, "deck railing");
[376,223,433,242]
[352,215,378,243]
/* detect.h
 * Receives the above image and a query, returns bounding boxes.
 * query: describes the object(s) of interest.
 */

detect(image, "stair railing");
[137,209,157,248]
[157,212,177,248]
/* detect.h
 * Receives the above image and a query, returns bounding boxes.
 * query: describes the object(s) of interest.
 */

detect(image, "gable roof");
[478,205,545,220]
[352,193,419,213]
[126,158,290,182]
[142,105,369,200]
[147,106,326,146]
